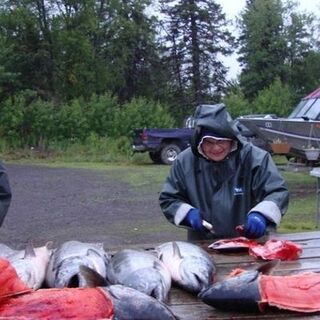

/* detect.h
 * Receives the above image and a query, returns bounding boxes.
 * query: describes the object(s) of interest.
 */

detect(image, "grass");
[5,153,319,234]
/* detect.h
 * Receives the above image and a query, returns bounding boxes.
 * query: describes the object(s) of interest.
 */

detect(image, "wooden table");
[123,231,320,319]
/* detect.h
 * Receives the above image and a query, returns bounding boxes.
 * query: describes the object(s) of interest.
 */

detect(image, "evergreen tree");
[103,0,164,102]
[238,0,318,101]
[159,0,234,119]
[238,0,287,100]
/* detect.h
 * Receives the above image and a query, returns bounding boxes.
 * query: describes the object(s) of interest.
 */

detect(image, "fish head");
[53,257,95,288]
[122,266,170,302]
[199,269,261,312]
[179,256,215,293]
[199,261,278,312]
[103,285,176,320]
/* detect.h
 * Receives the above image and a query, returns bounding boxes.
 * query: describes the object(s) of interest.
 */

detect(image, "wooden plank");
[272,231,320,241]
[169,301,320,319]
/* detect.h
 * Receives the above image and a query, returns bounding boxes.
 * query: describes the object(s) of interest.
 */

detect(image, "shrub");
[252,78,295,117]
[112,98,176,138]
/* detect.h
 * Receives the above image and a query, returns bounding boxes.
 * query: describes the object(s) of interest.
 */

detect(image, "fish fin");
[257,259,280,275]
[172,241,183,259]
[45,241,54,250]
[79,265,109,287]
[86,248,103,259]
[24,240,36,258]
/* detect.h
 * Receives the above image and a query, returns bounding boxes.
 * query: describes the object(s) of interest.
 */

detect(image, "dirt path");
[1,164,185,250]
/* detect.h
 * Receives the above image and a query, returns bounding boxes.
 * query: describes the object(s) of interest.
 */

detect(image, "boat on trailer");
[238,86,320,161]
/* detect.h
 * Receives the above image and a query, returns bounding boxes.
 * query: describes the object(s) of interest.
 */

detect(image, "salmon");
[199,260,320,313]
[45,240,109,288]
[0,257,176,319]
[7,241,52,289]
[156,241,215,293]
[106,249,171,301]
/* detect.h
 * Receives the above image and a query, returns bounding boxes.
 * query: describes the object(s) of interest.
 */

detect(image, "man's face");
[201,137,233,162]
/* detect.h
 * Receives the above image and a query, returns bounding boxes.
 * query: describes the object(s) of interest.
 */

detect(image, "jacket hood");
[191,104,242,158]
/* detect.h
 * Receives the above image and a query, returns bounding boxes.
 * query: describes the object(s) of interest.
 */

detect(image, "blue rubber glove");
[244,212,267,239]
[184,208,205,232]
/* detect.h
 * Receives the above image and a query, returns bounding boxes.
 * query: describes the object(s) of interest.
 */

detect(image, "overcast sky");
[216,0,320,79]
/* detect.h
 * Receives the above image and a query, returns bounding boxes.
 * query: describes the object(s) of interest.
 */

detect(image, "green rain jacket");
[159,104,289,240]
[0,161,11,226]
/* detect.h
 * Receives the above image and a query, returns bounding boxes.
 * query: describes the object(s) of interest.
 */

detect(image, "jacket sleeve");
[249,150,289,226]
[0,162,12,226]
[159,159,194,227]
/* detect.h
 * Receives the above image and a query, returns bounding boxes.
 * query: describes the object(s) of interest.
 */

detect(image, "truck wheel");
[160,144,181,165]
[149,151,162,164]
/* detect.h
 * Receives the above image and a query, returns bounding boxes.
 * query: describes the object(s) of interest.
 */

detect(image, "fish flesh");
[106,249,171,301]
[199,260,320,313]
[7,241,52,290]
[45,240,109,288]
[0,258,31,298]
[249,239,302,260]
[209,237,302,260]
[155,241,215,293]
[0,258,176,320]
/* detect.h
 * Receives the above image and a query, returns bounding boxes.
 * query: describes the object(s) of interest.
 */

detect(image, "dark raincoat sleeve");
[0,162,12,226]
[159,157,192,226]
[249,149,289,225]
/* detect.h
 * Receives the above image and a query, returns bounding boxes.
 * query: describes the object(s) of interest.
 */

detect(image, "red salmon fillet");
[250,240,302,260]
[260,272,320,312]
[0,287,113,319]
[0,258,31,299]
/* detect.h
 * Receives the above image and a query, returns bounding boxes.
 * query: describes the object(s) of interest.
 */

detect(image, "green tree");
[252,78,295,117]
[282,2,318,97]
[0,1,55,99]
[103,0,163,102]
[238,0,319,101]
[238,0,287,100]
[159,0,234,119]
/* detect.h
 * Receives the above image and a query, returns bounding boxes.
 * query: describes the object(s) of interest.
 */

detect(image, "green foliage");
[160,0,234,109]
[251,78,295,116]
[0,94,25,147]
[223,88,252,118]
[238,0,287,99]
[54,99,89,142]
[238,0,318,100]
[0,90,175,153]
[23,98,56,148]
[112,97,176,137]
[84,93,119,137]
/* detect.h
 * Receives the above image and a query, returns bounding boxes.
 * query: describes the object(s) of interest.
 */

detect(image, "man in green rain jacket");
[0,161,11,226]
[159,104,289,240]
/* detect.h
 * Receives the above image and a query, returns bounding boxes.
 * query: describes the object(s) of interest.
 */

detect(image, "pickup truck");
[132,127,193,165]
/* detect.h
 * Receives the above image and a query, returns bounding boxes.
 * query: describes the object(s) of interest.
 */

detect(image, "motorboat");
[238,86,320,161]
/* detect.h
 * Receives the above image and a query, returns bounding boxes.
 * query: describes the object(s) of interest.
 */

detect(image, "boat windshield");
[289,98,320,120]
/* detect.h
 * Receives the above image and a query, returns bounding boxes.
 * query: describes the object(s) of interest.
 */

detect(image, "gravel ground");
[0,164,185,250]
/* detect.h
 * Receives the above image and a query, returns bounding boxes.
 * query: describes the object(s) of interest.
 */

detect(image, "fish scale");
[45,240,110,288]
[155,241,216,293]
[106,249,171,302]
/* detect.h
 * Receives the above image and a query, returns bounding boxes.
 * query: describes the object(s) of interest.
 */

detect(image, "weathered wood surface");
[111,231,320,319]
